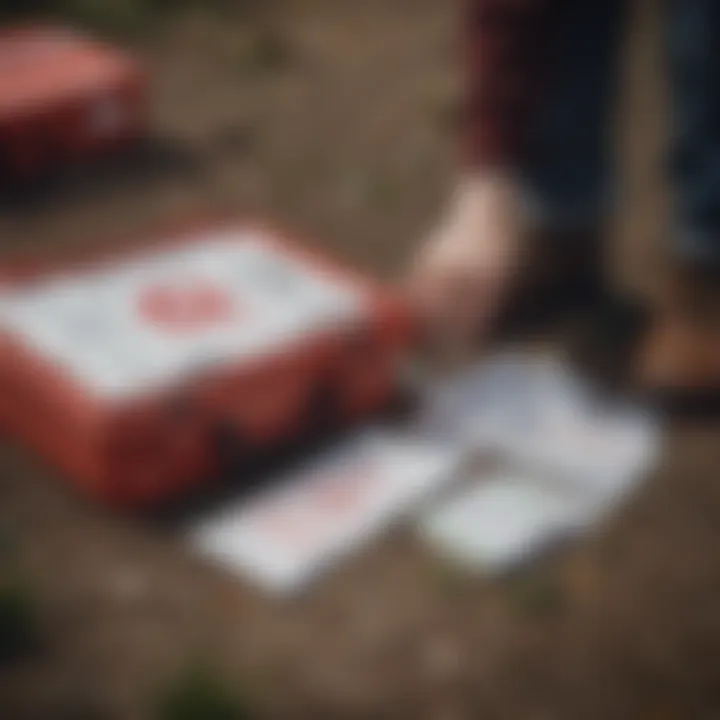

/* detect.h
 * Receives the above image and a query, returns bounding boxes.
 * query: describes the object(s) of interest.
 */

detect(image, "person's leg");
[640,0,720,399]
[497,0,630,335]
[522,0,628,233]
[669,0,720,267]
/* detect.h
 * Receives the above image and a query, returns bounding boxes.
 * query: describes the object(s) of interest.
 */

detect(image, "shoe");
[565,291,651,394]
[493,226,606,338]
[638,261,720,413]
[491,225,654,393]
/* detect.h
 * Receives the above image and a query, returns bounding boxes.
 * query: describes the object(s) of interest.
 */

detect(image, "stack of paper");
[417,353,660,573]
[188,352,661,591]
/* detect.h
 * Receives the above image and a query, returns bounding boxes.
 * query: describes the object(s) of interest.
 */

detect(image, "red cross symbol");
[138,281,236,333]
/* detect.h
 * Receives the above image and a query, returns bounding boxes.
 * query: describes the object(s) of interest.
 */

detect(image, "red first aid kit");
[0,25,146,185]
[0,221,414,509]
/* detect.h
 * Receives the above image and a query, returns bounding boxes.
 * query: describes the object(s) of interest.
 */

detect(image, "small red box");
[0,25,146,185]
[0,221,414,509]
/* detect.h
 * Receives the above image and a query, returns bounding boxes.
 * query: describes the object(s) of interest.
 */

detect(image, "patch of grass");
[151,0,260,16]
[237,24,292,75]
[430,558,474,597]
[0,0,244,36]
[0,582,41,665]
[0,525,15,559]
[157,661,255,720]
[362,172,395,209]
[342,169,396,211]
[433,95,464,134]
[60,0,151,37]
[508,571,566,620]
[0,0,38,16]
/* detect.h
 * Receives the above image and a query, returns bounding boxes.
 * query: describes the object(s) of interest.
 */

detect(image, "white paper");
[0,229,366,399]
[414,353,587,453]
[511,403,660,517]
[188,429,461,594]
[416,353,662,572]
[417,353,658,493]
[420,470,585,573]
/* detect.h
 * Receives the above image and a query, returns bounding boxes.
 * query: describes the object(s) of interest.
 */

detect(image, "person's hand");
[407,173,526,352]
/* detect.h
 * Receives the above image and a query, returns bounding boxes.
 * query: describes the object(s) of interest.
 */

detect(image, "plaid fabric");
[465,0,557,167]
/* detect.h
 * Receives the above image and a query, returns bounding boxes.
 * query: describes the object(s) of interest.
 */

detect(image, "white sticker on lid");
[0,230,367,399]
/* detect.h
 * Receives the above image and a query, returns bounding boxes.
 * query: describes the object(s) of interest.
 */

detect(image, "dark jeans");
[523,0,720,266]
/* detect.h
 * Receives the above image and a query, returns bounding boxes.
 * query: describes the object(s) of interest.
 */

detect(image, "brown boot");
[638,262,720,411]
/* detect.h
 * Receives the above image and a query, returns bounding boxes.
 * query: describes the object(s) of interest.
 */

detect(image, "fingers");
[406,253,500,355]
[405,174,524,355]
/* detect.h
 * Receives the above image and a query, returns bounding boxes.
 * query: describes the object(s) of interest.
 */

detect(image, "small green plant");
[239,24,292,75]
[433,95,463,133]
[343,169,395,211]
[431,558,474,597]
[157,661,254,720]
[0,0,243,35]
[63,0,150,36]
[0,582,41,665]
[150,0,247,16]
[508,571,565,620]
[0,525,14,559]
[362,172,395,210]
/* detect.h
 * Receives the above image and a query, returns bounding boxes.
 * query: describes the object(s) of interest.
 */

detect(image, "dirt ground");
[3,0,720,718]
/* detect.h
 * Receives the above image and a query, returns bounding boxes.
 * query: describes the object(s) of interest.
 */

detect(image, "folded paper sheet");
[418,353,661,572]
[189,430,460,594]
